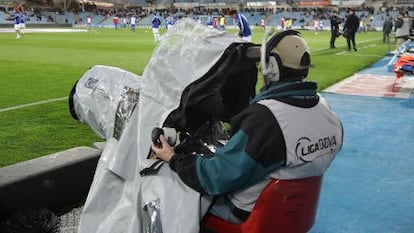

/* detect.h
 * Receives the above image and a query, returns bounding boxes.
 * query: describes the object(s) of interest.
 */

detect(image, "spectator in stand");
[382,16,393,44]
[152,14,161,42]
[410,12,414,37]
[229,9,252,42]
[113,16,119,30]
[343,10,360,51]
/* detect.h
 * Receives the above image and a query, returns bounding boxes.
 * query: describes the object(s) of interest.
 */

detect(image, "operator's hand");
[151,135,175,162]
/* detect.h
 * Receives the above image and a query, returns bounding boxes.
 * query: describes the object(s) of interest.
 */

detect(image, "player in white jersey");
[130,16,136,31]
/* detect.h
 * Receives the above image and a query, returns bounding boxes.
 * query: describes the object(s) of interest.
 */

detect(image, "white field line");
[335,43,383,57]
[0,28,87,33]
[313,38,381,53]
[337,53,383,57]
[0,97,68,113]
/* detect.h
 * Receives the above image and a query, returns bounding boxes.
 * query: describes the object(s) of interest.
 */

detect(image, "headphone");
[261,30,303,84]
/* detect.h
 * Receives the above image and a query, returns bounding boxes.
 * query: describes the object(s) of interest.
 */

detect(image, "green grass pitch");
[0,27,392,167]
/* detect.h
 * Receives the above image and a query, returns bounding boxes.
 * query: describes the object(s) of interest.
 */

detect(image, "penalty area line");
[0,97,68,113]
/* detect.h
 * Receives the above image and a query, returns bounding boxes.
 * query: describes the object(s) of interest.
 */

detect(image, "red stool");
[202,176,323,233]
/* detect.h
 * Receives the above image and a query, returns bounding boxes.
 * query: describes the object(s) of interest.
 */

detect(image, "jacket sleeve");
[169,103,286,195]
[395,18,403,29]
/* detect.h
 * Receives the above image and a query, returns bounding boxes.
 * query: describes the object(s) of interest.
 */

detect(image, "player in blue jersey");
[229,9,252,42]
[206,13,214,28]
[166,14,174,30]
[19,12,26,34]
[11,10,22,39]
[152,14,162,42]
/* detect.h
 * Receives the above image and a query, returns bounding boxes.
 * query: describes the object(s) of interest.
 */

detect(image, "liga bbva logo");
[295,136,337,162]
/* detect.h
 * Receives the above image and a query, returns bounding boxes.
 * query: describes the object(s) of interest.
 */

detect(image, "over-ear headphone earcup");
[263,53,281,83]
[272,53,283,81]
[263,56,278,84]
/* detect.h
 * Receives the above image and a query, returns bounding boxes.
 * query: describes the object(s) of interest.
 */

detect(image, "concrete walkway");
[311,55,414,233]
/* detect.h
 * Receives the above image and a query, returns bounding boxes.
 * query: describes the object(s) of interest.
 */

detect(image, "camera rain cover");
[76,18,258,233]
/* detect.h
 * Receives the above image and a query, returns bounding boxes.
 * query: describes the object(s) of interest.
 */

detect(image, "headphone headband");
[265,30,302,61]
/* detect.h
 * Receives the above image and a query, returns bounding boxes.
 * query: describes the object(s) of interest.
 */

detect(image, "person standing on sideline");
[395,11,411,49]
[213,17,219,29]
[122,17,127,28]
[358,20,365,33]
[329,11,341,49]
[286,18,293,30]
[219,14,226,31]
[206,13,214,28]
[382,16,393,44]
[260,18,266,29]
[86,15,92,29]
[343,10,360,51]
[113,15,119,30]
[152,14,161,42]
[152,30,343,224]
[229,9,252,42]
[280,17,285,31]
[313,17,320,35]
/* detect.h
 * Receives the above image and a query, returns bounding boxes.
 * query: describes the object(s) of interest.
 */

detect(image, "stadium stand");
[0,1,412,35]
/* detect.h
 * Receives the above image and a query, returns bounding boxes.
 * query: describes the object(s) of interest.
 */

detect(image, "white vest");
[229,96,343,212]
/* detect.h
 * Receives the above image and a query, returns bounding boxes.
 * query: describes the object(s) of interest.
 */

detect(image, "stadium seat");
[201,176,323,233]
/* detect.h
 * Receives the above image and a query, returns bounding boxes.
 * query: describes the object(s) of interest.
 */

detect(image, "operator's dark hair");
[229,9,238,16]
